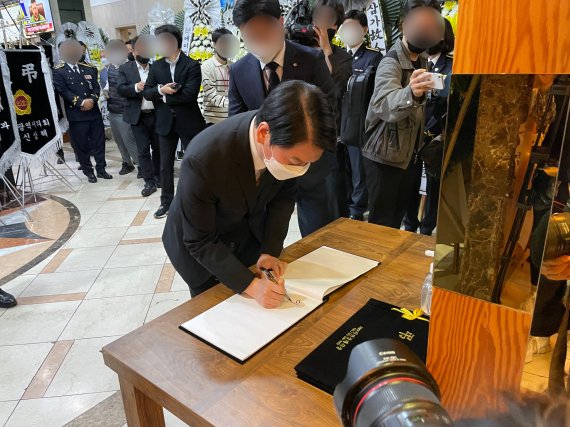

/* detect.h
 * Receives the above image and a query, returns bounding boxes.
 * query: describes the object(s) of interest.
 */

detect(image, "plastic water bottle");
[421,262,434,315]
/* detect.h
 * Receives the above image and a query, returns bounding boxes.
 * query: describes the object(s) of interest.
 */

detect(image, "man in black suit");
[53,39,112,183]
[228,0,337,238]
[118,35,161,197]
[143,25,205,219]
[163,81,336,307]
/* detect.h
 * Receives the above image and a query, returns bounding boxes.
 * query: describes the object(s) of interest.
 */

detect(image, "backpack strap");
[381,49,409,88]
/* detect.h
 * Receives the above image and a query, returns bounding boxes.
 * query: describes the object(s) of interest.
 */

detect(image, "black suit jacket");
[143,53,205,138]
[117,60,148,125]
[352,44,382,74]
[228,40,336,184]
[52,63,101,122]
[163,111,297,293]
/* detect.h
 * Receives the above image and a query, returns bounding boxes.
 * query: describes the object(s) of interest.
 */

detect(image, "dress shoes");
[0,289,17,308]
[119,163,135,175]
[86,173,98,183]
[154,205,169,219]
[97,171,113,180]
[141,183,157,197]
[349,214,364,221]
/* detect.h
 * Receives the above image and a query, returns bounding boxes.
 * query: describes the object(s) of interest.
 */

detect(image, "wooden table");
[102,219,434,427]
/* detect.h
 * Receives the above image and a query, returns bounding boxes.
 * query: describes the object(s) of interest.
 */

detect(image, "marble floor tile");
[66,226,128,248]
[122,224,165,241]
[82,211,139,230]
[0,342,53,400]
[45,337,121,397]
[170,272,189,292]
[97,198,146,214]
[70,190,115,203]
[105,242,166,269]
[24,253,56,275]
[1,275,36,297]
[60,294,153,340]
[21,270,100,297]
[86,265,162,298]
[56,246,115,272]
[0,301,80,345]
[6,392,113,427]
[145,291,191,323]
[0,401,17,426]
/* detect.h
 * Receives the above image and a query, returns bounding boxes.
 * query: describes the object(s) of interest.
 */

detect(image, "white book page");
[284,246,379,301]
[181,293,323,361]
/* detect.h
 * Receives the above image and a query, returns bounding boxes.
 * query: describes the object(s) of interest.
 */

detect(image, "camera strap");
[548,284,570,396]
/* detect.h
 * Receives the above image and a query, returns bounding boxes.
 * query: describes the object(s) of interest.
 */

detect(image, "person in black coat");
[143,25,205,219]
[118,35,161,197]
[53,39,112,183]
[163,81,337,307]
[339,10,382,220]
[228,0,337,238]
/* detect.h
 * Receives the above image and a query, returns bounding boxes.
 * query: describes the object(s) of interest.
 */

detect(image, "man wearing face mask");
[53,39,112,183]
[338,10,382,221]
[201,28,239,125]
[163,81,337,307]
[312,0,354,220]
[363,0,444,229]
[143,24,205,219]
[229,0,337,238]
[101,39,139,176]
[118,35,162,197]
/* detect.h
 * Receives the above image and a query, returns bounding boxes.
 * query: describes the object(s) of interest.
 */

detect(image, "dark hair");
[256,81,336,152]
[401,0,442,18]
[125,39,133,46]
[79,41,87,48]
[441,17,455,54]
[212,27,233,43]
[314,0,345,28]
[155,24,182,49]
[344,10,368,27]
[232,0,282,28]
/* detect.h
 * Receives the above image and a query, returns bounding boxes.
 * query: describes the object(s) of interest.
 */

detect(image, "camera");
[544,212,570,260]
[334,339,453,427]
[285,0,317,47]
[428,73,446,91]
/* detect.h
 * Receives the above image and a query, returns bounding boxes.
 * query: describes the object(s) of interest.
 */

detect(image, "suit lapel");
[281,41,300,81]
[173,54,184,83]
[235,111,259,213]
[242,55,266,107]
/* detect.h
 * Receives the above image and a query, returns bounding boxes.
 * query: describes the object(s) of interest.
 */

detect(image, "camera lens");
[544,212,570,260]
[334,339,453,427]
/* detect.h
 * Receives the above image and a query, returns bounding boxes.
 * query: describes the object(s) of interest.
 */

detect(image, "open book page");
[284,246,380,301]
[181,293,324,361]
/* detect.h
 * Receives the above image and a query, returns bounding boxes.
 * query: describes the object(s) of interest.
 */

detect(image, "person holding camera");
[312,0,354,220]
[228,0,337,237]
[362,0,444,229]
[143,24,206,219]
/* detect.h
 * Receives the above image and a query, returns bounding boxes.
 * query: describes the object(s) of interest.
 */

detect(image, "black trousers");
[403,166,440,236]
[68,118,106,175]
[364,157,422,229]
[347,145,369,218]
[159,126,191,207]
[326,142,350,219]
[131,112,160,185]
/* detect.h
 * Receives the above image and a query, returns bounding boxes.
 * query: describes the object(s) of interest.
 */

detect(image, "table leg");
[119,377,166,427]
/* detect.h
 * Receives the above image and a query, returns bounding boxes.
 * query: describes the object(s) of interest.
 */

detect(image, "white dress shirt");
[258,42,286,81]
[349,42,364,56]
[249,118,266,183]
[157,51,182,102]
[134,61,154,110]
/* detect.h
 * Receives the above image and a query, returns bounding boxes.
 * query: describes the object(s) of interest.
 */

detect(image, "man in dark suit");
[340,10,383,221]
[163,81,336,307]
[143,24,205,219]
[53,39,112,183]
[228,0,337,238]
[118,35,161,197]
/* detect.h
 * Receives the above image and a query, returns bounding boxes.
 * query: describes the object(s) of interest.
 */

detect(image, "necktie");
[427,60,434,72]
[264,62,281,94]
[73,65,80,74]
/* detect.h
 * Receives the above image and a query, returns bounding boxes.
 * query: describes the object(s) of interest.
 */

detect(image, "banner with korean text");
[0,51,20,175]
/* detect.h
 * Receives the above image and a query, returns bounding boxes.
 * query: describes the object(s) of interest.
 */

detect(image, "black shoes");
[119,163,135,175]
[154,205,169,219]
[97,171,113,180]
[57,157,65,165]
[0,289,17,308]
[86,173,98,183]
[141,183,157,197]
[349,214,364,221]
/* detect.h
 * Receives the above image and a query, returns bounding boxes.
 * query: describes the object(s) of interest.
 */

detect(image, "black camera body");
[286,0,317,47]
[334,339,453,427]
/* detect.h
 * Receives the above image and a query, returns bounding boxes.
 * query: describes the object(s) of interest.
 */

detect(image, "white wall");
[90,0,184,39]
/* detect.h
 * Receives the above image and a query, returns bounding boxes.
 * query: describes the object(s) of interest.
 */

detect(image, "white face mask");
[338,25,365,48]
[264,146,310,180]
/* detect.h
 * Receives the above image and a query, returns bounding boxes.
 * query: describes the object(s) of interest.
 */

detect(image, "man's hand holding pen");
[244,254,288,308]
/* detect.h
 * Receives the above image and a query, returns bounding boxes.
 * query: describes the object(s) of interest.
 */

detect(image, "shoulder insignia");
[79,62,96,68]
[366,46,379,52]
[54,63,65,69]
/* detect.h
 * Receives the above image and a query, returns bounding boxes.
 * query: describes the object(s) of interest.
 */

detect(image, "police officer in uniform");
[339,10,382,220]
[53,39,112,183]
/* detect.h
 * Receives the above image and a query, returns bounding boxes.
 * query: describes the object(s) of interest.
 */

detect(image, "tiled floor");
[0,143,302,426]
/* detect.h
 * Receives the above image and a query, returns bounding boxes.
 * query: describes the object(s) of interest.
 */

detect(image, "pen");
[259,267,300,305]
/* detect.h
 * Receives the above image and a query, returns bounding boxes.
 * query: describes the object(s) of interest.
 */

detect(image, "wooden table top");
[102,219,434,427]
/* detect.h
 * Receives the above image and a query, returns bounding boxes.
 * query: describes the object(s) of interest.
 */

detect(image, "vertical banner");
[0,51,20,175]
[4,48,62,166]
[366,1,386,53]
